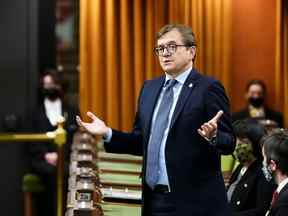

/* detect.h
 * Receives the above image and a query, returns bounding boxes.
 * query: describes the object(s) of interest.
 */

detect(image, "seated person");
[232,80,283,127]
[29,69,79,216]
[262,129,288,216]
[227,119,275,215]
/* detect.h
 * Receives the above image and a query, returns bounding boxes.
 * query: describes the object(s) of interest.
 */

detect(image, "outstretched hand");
[76,112,109,136]
[197,110,223,141]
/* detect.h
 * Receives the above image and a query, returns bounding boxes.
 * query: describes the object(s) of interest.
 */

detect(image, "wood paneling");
[231,0,277,112]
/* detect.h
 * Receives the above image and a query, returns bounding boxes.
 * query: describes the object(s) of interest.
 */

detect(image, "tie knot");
[164,79,177,89]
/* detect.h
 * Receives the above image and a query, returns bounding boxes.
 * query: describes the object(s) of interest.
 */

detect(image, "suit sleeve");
[274,195,288,216]
[205,80,236,155]
[104,83,145,156]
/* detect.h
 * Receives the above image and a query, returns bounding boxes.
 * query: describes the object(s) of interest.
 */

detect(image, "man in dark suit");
[262,130,288,216]
[77,24,235,216]
[30,69,78,216]
[232,80,283,127]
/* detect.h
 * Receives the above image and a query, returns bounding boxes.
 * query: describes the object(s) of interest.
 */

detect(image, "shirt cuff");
[102,128,112,142]
[207,135,217,146]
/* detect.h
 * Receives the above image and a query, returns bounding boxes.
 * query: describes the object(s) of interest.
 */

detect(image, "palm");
[82,120,107,135]
[76,112,108,135]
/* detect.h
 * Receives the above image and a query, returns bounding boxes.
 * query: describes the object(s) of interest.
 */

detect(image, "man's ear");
[191,46,196,55]
[189,46,196,61]
[270,159,277,171]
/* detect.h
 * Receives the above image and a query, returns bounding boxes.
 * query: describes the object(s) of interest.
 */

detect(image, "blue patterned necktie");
[146,79,177,189]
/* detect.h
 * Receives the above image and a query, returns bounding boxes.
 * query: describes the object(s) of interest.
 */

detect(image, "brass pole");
[0,116,67,216]
[0,132,55,142]
[54,116,66,216]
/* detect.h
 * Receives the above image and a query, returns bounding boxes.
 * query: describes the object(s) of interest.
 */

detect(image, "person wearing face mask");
[262,129,288,216]
[232,80,283,128]
[227,119,276,216]
[29,69,79,216]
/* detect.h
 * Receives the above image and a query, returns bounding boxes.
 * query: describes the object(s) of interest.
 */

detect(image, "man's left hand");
[197,110,223,141]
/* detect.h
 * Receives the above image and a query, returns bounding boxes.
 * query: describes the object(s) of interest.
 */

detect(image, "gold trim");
[0,116,67,216]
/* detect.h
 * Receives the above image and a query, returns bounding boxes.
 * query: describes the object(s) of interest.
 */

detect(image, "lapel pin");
[188,83,193,88]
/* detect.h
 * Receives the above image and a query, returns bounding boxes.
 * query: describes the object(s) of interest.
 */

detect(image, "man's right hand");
[76,112,109,136]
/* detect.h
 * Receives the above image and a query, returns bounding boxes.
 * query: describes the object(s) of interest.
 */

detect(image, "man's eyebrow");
[158,40,177,46]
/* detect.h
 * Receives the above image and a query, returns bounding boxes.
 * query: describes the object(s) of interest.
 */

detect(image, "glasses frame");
[154,44,192,56]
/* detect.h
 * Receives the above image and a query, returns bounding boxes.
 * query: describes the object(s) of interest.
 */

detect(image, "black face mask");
[42,88,61,100]
[248,97,264,108]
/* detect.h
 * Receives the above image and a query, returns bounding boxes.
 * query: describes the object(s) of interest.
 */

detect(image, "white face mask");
[262,160,273,182]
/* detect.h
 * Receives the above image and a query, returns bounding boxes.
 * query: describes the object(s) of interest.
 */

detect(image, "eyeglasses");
[154,44,191,56]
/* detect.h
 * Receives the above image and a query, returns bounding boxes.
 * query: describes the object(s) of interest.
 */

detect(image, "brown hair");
[156,24,197,46]
[246,79,267,96]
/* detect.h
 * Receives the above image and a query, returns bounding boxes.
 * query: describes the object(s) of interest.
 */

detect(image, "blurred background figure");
[227,119,275,216]
[232,80,283,128]
[29,69,79,216]
[262,129,288,216]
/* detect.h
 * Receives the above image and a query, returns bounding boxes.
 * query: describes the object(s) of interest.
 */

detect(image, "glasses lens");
[155,44,179,56]
[167,44,177,53]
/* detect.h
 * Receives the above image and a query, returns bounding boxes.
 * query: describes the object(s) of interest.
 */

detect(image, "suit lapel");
[143,76,165,138]
[278,182,288,201]
[40,104,52,128]
[170,69,201,129]
[238,160,258,184]
[228,165,243,187]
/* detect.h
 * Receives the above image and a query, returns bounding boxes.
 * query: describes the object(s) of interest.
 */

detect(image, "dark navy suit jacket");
[105,68,236,215]
[268,183,288,216]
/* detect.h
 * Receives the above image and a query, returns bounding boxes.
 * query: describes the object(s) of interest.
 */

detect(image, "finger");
[76,116,84,126]
[209,122,217,129]
[87,111,98,121]
[201,125,212,138]
[201,125,210,134]
[205,122,217,134]
[76,115,82,122]
[76,117,90,131]
[204,123,214,131]
[198,129,206,137]
[210,110,223,123]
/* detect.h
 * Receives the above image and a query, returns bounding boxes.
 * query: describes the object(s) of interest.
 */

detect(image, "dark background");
[0,0,56,215]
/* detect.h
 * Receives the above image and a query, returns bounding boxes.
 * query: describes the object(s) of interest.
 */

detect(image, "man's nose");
[162,48,171,57]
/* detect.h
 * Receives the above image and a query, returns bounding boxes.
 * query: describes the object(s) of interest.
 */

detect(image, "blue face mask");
[262,160,273,182]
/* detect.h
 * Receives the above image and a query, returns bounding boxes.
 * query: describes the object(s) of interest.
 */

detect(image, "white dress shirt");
[44,98,62,126]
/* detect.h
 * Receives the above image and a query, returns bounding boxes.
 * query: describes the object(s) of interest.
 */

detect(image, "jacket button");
[244,183,248,188]
[236,201,241,205]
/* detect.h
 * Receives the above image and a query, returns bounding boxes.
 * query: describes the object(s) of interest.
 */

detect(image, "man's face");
[246,84,264,99]
[156,30,195,76]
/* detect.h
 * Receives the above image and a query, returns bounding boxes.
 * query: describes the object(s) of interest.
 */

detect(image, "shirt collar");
[44,98,61,107]
[165,67,192,85]
[277,177,288,193]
